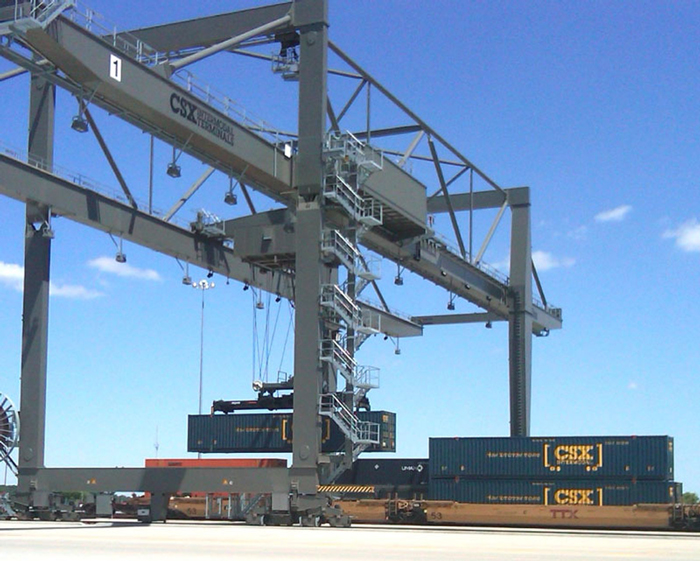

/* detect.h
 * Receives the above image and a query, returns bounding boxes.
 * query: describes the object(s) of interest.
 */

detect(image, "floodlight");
[166,162,181,178]
[71,115,88,133]
[224,190,238,205]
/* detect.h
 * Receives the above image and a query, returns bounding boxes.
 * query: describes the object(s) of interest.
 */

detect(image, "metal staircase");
[321,284,362,328]
[321,230,379,281]
[323,174,383,227]
[319,393,379,447]
[323,131,384,227]
[320,338,356,385]
[0,0,73,33]
[325,131,383,178]
[318,132,387,447]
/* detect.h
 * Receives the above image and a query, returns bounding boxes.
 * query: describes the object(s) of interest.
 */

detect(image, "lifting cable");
[276,301,295,381]
[251,278,290,384]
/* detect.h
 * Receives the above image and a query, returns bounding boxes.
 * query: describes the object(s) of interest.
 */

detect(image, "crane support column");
[18,74,55,508]
[290,0,329,516]
[508,190,533,437]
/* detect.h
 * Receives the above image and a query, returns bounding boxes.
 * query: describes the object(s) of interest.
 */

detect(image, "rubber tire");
[301,515,321,527]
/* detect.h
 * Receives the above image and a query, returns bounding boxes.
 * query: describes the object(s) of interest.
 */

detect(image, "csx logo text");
[170,93,198,123]
[554,489,596,505]
[554,445,594,464]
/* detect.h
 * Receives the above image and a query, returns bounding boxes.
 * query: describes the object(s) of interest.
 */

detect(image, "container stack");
[428,436,679,506]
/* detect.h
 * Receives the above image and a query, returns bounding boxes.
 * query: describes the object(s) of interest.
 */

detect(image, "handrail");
[0,140,190,229]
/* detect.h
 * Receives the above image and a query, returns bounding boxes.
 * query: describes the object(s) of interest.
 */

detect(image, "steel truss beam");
[328,41,506,195]
[127,3,295,54]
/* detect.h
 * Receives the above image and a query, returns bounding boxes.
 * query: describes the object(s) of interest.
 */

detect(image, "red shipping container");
[145,458,286,469]
[143,458,287,497]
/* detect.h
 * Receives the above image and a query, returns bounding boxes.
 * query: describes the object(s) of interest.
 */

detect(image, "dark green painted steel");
[188,411,396,453]
[429,436,674,480]
[428,478,679,506]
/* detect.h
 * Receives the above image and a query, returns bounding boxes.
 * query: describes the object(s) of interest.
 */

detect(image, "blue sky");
[1,1,699,493]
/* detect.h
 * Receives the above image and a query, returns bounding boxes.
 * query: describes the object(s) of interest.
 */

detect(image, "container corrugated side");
[188,411,395,453]
[429,436,673,480]
[428,478,678,505]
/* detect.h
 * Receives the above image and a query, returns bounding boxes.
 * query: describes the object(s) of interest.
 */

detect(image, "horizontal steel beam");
[126,3,294,53]
[361,230,561,333]
[412,312,503,326]
[358,300,422,338]
[0,153,294,296]
[427,187,529,214]
[19,467,290,494]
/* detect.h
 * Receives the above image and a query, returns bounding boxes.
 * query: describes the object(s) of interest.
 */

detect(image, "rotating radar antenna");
[0,392,19,474]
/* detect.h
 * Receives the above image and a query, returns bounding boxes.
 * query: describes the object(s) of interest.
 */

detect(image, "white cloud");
[50,283,103,299]
[0,260,103,300]
[663,219,700,253]
[567,225,588,241]
[532,250,575,272]
[628,381,638,391]
[0,261,24,291]
[595,205,632,223]
[88,256,162,281]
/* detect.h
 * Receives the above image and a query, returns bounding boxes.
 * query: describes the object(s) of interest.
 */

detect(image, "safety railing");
[321,230,380,281]
[320,338,356,383]
[355,365,380,390]
[321,284,361,328]
[325,130,383,174]
[319,393,379,445]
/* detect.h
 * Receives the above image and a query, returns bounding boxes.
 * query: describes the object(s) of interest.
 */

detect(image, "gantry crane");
[0,0,561,524]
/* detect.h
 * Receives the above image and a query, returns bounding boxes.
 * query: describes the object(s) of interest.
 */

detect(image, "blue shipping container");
[188,411,396,453]
[428,478,678,506]
[429,436,673,480]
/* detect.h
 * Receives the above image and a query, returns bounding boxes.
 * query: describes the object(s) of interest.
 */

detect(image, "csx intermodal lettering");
[170,93,198,123]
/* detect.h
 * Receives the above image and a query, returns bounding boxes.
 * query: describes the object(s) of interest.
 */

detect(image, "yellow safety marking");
[318,485,375,493]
